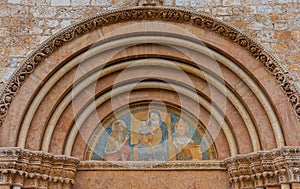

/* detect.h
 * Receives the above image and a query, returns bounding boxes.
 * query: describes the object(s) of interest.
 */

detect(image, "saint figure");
[172,119,202,160]
[103,120,130,161]
[147,110,169,161]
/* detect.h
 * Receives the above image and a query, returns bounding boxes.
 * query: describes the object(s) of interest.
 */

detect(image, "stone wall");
[0,0,299,90]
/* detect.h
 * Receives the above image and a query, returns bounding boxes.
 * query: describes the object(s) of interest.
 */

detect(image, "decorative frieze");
[0,147,300,188]
[0,148,80,189]
[77,160,226,171]
[225,146,300,189]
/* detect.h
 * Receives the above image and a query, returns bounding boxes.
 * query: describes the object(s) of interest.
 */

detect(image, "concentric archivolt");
[16,42,280,159]
[0,7,299,125]
[0,7,299,160]
[16,34,283,155]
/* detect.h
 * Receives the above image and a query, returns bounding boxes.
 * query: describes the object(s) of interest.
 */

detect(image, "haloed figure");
[103,120,130,161]
[147,110,169,161]
[172,119,201,160]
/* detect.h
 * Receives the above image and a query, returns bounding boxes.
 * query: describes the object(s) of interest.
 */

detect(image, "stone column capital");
[0,147,80,189]
[225,146,300,188]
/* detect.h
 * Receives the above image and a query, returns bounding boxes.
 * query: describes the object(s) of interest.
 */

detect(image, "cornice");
[0,147,299,188]
[77,160,226,171]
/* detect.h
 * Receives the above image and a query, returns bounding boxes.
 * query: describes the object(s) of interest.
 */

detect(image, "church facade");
[0,1,299,188]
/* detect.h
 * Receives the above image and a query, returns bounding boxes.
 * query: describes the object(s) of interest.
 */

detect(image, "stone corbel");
[0,148,79,189]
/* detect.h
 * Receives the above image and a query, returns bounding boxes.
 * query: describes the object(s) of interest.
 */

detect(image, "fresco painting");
[91,108,210,161]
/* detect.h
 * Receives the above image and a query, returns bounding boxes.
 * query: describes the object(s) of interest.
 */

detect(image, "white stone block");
[47,20,59,27]
[51,0,71,6]
[30,6,57,18]
[71,0,91,6]
[8,0,21,4]
[91,0,112,6]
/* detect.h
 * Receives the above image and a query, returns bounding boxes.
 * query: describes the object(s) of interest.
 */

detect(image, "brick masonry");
[0,0,299,90]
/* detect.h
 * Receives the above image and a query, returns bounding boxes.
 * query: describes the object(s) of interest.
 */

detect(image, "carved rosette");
[225,147,300,189]
[0,148,80,189]
[1,7,300,128]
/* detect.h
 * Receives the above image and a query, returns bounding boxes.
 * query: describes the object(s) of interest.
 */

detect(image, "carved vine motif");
[0,7,299,127]
[0,148,80,188]
[224,146,300,189]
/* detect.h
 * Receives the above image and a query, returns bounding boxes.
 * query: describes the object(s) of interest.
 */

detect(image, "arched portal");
[0,7,299,189]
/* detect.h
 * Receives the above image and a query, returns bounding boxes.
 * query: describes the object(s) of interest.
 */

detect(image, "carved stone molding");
[0,148,80,189]
[0,7,299,128]
[0,147,299,188]
[78,160,226,171]
[225,146,300,189]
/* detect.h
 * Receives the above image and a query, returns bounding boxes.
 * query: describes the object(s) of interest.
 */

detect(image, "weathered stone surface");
[30,6,57,18]
[75,170,230,188]
[222,0,241,6]
[0,0,298,91]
